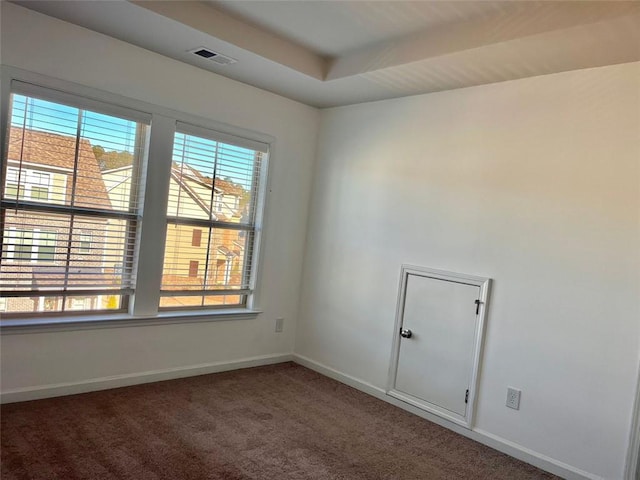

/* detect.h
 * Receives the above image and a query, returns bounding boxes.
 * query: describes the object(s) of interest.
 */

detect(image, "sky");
[10,94,259,190]
[11,94,138,153]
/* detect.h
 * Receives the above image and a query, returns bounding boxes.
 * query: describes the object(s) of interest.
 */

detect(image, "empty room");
[1,1,639,479]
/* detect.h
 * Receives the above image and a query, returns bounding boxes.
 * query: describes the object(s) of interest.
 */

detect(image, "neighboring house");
[1,128,113,313]
[102,162,246,308]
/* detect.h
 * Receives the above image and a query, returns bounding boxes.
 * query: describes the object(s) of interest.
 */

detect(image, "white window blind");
[160,124,267,309]
[1,91,148,314]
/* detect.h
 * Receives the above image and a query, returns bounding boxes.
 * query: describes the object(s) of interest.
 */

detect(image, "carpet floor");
[1,362,558,480]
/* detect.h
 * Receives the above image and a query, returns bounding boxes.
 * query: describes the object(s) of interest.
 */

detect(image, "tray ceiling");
[11,1,640,107]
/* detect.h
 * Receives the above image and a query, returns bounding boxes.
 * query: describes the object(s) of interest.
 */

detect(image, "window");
[12,230,33,261]
[191,229,202,247]
[4,167,52,201]
[79,233,92,253]
[1,87,147,314]
[4,229,57,262]
[1,77,268,321]
[26,170,51,200]
[188,260,199,278]
[37,231,57,262]
[5,168,22,199]
[160,125,266,310]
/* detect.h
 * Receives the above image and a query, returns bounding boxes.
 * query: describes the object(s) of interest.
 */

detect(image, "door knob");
[400,328,412,338]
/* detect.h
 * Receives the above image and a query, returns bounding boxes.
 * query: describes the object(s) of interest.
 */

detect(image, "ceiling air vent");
[189,47,237,65]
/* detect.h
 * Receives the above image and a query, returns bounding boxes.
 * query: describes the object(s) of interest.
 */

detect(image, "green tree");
[93,146,134,171]
[92,145,105,159]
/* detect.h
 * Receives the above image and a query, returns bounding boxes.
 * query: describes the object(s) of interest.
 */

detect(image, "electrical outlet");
[506,387,521,410]
[275,317,284,333]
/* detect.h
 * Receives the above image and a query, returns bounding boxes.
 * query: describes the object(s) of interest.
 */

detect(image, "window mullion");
[130,114,175,316]
[61,109,85,300]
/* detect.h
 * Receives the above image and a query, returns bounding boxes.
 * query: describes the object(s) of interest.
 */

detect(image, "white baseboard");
[1,353,293,404]
[0,351,607,480]
[292,353,603,480]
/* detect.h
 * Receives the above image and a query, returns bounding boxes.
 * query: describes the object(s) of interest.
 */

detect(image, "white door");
[388,266,490,428]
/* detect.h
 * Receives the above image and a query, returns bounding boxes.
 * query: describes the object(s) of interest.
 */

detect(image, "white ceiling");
[212,1,529,57]
[11,0,640,108]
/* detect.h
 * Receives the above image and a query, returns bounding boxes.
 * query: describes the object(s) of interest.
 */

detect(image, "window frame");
[5,167,22,199]
[1,89,148,315]
[4,227,57,263]
[78,232,92,254]
[0,67,272,329]
[5,166,53,201]
[4,161,70,203]
[159,124,267,311]
[25,169,52,201]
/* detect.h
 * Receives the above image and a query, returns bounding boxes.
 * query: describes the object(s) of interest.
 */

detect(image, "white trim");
[5,159,74,173]
[1,66,275,146]
[11,79,153,124]
[1,353,293,404]
[292,353,603,480]
[0,308,262,334]
[387,264,491,429]
[1,65,274,323]
[1,67,11,169]
[4,227,57,263]
[625,357,640,479]
[5,166,53,201]
[245,146,270,311]
[101,165,134,175]
[176,121,269,154]
[130,114,175,316]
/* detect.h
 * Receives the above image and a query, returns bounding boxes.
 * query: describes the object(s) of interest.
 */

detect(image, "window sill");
[0,309,262,334]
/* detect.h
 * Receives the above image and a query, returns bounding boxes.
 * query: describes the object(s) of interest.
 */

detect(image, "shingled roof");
[7,128,112,209]
[177,164,245,197]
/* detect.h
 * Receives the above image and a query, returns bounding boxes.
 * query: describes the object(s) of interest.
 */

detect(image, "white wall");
[0,4,318,389]
[2,3,640,479]
[296,62,640,479]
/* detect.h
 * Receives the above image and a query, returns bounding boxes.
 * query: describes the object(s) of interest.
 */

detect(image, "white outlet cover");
[506,387,521,410]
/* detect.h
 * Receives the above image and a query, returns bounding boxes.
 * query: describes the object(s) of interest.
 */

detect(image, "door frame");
[387,264,491,429]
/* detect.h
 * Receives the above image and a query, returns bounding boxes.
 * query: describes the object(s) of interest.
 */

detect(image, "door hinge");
[474,299,481,315]
[465,389,469,404]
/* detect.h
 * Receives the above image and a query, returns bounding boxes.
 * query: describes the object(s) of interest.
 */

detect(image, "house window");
[189,261,199,278]
[26,170,51,200]
[160,125,266,310]
[191,229,202,247]
[0,88,148,314]
[12,230,34,261]
[37,231,57,262]
[4,167,52,201]
[4,168,23,199]
[79,233,92,253]
[5,229,57,263]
